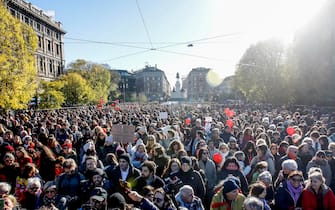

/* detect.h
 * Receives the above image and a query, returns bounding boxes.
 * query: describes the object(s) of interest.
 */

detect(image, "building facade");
[184,67,212,102]
[5,0,66,80]
[111,69,136,103]
[134,65,170,102]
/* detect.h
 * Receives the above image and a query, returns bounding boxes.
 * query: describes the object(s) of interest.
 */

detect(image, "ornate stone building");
[5,0,66,80]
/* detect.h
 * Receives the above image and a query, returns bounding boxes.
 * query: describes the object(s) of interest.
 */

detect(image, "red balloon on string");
[185,118,191,125]
[224,108,230,115]
[286,127,295,136]
[226,119,234,128]
[213,153,223,164]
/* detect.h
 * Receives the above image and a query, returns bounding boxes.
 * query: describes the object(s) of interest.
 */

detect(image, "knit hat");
[316,150,326,158]
[43,181,56,192]
[3,153,15,161]
[90,187,108,202]
[223,179,239,194]
[118,153,130,164]
[108,193,126,209]
[91,168,105,178]
[181,156,192,165]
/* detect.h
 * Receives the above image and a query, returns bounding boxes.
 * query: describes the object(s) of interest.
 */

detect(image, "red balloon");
[286,127,295,136]
[185,118,191,125]
[226,119,234,128]
[213,153,223,164]
[227,110,235,118]
[224,108,230,115]
[115,107,120,111]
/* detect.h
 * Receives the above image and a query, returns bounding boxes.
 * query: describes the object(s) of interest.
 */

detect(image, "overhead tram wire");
[64,32,244,62]
[135,0,154,49]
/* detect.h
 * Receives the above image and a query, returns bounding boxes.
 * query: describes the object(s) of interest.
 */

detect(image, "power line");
[135,0,154,49]
[65,37,148,50]
[102,49,151,62]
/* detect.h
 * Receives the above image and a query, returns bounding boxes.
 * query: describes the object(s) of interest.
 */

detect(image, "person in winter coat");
[210,178,245,210]
[198,148,217,191]
[175,156,206,198]
[217,157,249,195]
[175,185,204,210]
[250,143,275,176]
[20,177,43,210]
[131,143,148,169]
[274,170,304,210]
[306,150,332,186]
[108,153,140,202]
[302,171,335,210]
[133,161,165,195]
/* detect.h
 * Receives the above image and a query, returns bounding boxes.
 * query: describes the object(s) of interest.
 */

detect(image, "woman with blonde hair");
[302,171,335,210]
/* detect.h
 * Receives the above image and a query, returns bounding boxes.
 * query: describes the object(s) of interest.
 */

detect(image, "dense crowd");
[0,103,335,210]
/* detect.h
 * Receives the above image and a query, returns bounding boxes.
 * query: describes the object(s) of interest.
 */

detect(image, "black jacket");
[175,169,206,198]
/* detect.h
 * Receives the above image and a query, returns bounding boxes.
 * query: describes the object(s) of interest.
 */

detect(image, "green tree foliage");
[290,0,335,105]
[67,59,120,103]
[61,72,92,106]
[0,3,38,111]
[235,39,288,104]
[38,80,65,109]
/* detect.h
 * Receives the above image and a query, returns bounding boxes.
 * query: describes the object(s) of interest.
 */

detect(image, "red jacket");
[302,186,335,210]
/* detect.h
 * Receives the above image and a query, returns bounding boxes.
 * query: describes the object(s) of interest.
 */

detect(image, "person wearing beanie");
[108,153,140,202]
[0,153,19,191]
[306,150,332,186]
[210,178,245,210]
[175,156,206,198]
[88,168,112,194]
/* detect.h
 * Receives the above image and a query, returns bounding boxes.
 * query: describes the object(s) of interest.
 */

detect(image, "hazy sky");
[28,0,326,86]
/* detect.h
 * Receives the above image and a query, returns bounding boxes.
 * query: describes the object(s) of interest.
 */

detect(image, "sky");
[28,0,326,87]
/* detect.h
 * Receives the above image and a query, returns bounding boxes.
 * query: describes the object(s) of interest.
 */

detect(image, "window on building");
[24,16,29,24]
[46,28,51,36]
[57,63,61,76]
[38,36,43,49]
[36,23,41,31]
[39,57,44,72]
[49,60,53,73]
[55,44,60,56]
[47,40,51,52]
[55,33,60,40]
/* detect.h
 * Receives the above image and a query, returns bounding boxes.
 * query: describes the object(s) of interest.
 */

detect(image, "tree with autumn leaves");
[0,2,38,111]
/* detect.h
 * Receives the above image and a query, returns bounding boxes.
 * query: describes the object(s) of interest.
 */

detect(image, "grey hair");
[258,171,272,183]
[179,185,194,196]
[243,197,264,210]
[0,182,11,193]
[287,145,298,154]
[27,177,41,189]
[281,159,298,171]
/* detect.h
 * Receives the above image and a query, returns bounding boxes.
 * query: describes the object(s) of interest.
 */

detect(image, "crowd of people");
[0,103,335,210]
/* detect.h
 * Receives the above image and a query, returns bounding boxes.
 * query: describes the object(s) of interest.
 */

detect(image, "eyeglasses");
[318,155,326,159]
[153,197,163,203]
[202,152,208,155]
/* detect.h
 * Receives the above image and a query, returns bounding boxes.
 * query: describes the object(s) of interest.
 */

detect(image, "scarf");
[43,194,57,206]
[286,180,303,203]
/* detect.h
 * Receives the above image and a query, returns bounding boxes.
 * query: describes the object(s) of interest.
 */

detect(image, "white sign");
[159,112,168,119]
